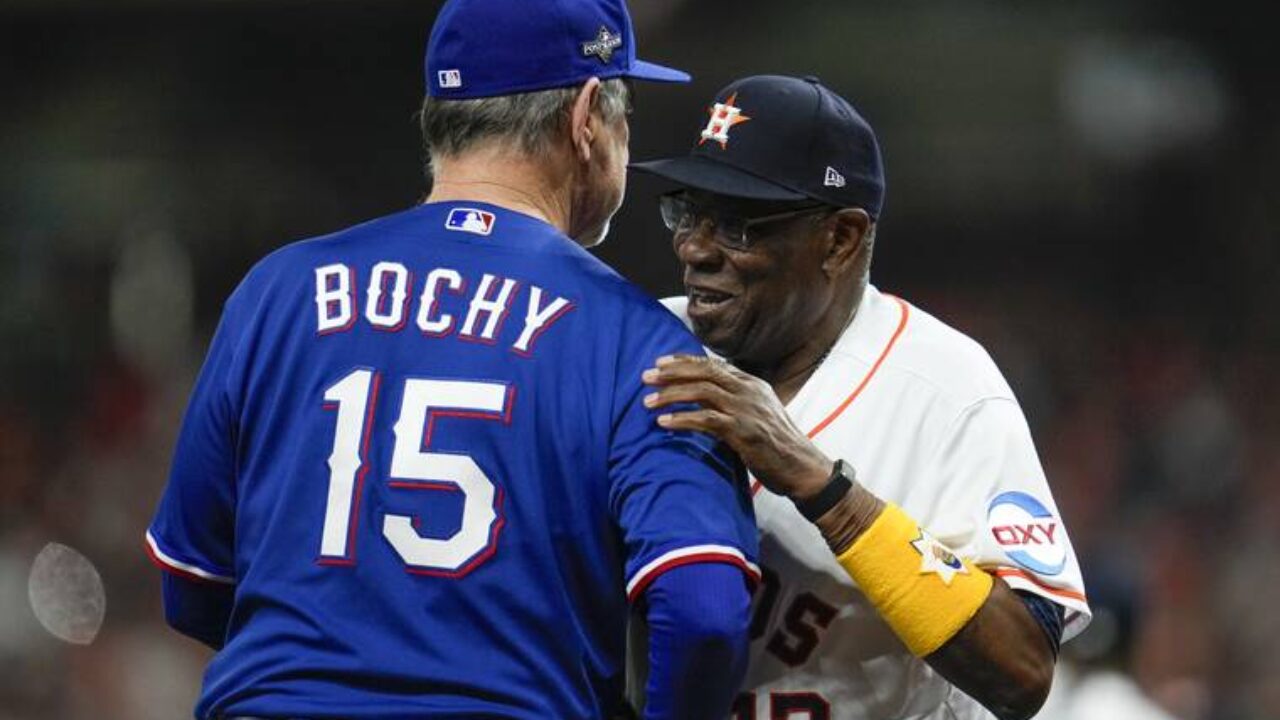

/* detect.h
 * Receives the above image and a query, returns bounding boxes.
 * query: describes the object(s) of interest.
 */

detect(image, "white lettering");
[315,264,569,354]
[460,274,517,341]
[513,285,573,354]
[417,268,464,336]
[365,261,411,330]
[315,263,354,333]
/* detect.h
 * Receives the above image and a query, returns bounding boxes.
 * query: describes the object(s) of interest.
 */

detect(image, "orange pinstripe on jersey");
[992,567,1088,603]
[750,296,910,496]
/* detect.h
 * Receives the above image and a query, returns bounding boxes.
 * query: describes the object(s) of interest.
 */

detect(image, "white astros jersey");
[663,285,1091,720]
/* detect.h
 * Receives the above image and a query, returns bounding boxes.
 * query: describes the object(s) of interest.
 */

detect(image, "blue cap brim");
[627,59,691,83]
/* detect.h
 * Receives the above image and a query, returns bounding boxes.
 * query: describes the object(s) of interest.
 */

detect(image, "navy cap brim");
[630,155,808,201]
[626,59,691,83]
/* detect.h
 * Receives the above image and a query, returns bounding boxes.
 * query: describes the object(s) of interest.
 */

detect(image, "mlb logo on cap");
[438,69,463,89]
[445,208,496,236]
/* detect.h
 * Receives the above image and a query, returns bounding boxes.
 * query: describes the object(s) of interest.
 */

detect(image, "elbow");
[160,572,232,650]
[927,581,1063,720]
[642,564,752,718]
[665,586,750,661]
[687,612,748,658]
[163,602,226,650]
[984,660,1053,720]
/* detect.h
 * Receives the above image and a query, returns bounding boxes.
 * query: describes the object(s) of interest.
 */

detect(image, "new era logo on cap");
[445,208,496,236]
[824,166,846,187]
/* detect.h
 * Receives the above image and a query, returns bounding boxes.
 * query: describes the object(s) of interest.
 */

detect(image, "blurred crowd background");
[2,0,1277,718]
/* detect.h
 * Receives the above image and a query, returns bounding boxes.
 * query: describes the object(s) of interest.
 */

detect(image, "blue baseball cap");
[426,0,691,98]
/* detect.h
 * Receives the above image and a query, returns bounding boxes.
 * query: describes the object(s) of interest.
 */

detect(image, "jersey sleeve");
[608,310,760,603]
[919,397,1092,640]
[145,290,250,585]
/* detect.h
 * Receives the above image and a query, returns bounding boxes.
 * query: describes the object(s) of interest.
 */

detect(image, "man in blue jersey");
[144,1,759,718]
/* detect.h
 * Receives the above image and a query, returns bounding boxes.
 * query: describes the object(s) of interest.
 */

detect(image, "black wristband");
[792,460,854,522]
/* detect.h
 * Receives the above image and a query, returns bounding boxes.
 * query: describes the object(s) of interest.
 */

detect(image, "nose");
[673,220,723,271]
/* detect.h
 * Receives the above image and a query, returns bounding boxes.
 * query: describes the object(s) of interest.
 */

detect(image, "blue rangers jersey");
[145,202,760,719]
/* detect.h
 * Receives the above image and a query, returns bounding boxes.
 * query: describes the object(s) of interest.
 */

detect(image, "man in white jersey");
[631,75,1091,720]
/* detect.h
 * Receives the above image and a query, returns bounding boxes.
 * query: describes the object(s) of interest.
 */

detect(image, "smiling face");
[673,190,846,374]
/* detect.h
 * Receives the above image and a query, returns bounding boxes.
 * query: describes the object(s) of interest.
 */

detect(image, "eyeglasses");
[659,192,832,250]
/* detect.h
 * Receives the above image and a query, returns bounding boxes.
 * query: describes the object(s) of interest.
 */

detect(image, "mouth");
[686,285,736,315]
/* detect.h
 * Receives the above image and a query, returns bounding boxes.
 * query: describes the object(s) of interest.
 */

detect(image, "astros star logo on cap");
[698,92,751,148]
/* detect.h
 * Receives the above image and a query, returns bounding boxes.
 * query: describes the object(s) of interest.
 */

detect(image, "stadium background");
[1,0,1277,718]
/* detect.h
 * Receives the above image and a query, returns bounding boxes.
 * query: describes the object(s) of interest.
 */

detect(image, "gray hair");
[419,79,630,175]
[854,222,877,293]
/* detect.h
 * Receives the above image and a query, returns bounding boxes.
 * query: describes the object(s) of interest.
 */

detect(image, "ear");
[569,77,603,164]
[823,208,871,279]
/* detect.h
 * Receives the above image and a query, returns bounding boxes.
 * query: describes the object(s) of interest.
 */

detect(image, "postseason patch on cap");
[581,26,623,63]
[445,208,496,236]
[987,491,1067,576]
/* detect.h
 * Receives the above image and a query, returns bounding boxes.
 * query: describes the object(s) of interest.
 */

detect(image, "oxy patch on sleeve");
[986,491,1067,576]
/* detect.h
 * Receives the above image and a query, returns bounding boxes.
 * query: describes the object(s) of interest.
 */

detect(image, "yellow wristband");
[835,503,993,657]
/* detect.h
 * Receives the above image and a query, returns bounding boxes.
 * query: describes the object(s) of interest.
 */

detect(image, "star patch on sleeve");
[910,530,968,586]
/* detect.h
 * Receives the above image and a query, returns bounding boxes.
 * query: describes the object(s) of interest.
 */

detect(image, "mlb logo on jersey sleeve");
[445,208,496,236]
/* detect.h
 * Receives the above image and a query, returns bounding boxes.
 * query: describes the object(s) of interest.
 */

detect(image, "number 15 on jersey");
[318,368,511,576]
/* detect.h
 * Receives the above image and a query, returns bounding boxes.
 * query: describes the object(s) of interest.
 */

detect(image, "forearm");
[642,563,751,720]
[812,488,1055,720]
[925,579,1056,720]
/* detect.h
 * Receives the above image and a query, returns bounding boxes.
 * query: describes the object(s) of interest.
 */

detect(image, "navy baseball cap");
[632,75,886,219]
[426,0,690,98]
